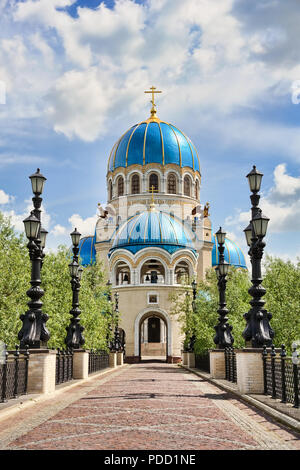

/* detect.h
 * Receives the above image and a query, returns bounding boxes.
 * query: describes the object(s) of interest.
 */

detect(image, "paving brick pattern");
[2,363,300,450]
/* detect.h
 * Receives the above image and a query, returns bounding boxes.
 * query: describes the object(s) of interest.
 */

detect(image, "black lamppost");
[184,286,196,353]
[105,280,114,351]
[18,169,50,349]
[214,227,234,349]
[243,166,274,347]
[188,279,197,351]
[65,228,85,349]
[113,292,121,352]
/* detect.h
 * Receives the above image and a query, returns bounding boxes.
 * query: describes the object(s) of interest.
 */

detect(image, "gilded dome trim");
[107,120,200,173]
[143,122,150,166]
[157,122,165,165]
[171,124,195,170]
[167,124,182,167]
[125,122,141,168]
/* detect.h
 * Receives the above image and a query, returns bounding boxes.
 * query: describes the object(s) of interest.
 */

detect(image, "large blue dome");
[107,119,200,173]
[212,235,247,269]
[109,209,196,255]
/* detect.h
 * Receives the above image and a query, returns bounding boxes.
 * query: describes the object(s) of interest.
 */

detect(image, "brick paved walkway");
[1,363,300,450]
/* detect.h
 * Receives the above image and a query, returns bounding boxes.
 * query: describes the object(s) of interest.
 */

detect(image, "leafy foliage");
[0,212,112,349]
[0,213,30,347]
[170,258,300,355]
[263,255,300,353]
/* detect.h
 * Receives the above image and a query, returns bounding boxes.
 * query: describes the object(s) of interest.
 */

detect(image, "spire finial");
[144,86,162,119]
[148,184,158,210]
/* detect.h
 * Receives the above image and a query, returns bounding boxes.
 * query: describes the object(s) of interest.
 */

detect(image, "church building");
[77,88,246,363]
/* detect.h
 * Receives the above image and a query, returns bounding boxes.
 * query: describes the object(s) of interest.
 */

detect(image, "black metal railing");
[0,345,29,403]
[263,345,299,408]
[88,350,109,374]
[195,352,210,373]
[225,347,237,383]
[55,348,73,385]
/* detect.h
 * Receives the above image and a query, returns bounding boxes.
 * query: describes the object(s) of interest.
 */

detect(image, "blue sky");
[0,0,300,262]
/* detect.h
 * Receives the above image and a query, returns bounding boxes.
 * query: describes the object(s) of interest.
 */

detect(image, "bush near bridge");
[170,257,300,355]
[0,212,112,349]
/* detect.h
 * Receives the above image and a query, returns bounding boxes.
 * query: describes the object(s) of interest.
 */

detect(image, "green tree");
[263,255,300,352]
[170,267,251,355]
[0,213,30,347]
[0,212,112,349]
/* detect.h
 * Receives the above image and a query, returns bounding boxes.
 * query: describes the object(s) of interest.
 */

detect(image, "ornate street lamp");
[213,227,234,349]
[65,228,85,349]
[105,280,114,350]
[18,169,50,349]
[243,166,274,347]
[29,168,47,265]
[113,292,121,352]
[184,287,196,353]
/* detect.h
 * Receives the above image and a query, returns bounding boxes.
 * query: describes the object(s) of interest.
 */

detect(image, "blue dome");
[107,119,200,173]
[109,209,196,255]
[78,235,96,267]
[212,235,247,269]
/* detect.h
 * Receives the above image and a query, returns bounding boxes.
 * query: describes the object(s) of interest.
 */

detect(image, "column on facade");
[142,174,146,193]
[179,177,183,195]
[144,320,148,343]
[192,181,196,199]
[160,319,166,343]
[125,175,130,195]
[169,268,175,285]
[161,176,166,194]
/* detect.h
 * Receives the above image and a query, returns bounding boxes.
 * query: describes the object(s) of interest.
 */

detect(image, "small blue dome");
[109,209,196,255]
[78,235,96,267]
[107,119,200,173]
[212,235,247,269]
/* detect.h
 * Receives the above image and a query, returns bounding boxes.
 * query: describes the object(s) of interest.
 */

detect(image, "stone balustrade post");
[73,350,89,379]
[27,349,56,394]
[209,349,226,379]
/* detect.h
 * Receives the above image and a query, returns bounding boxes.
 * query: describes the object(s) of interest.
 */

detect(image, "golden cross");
[148,185,159,205]
[144,86,162,118]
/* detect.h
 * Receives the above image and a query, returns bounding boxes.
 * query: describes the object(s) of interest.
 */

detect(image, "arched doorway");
[139,312,168,362]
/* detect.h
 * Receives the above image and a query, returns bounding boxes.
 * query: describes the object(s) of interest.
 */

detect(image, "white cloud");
[3,200,51,232]
[51,223,67,237]
[0,153,48,167]
[225,163,300,234]
[0,0,295,146]
[0,188,13,204]
[46,68,114,141]
[68,212,98,237]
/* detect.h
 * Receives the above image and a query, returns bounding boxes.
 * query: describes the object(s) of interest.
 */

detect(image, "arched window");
[175,261,190,285]
[117,176,124,197]
[184,175,191,197]
[195,180,199,200]
[131,174,140,194]
[140,259,165,284]
[167,173,177,194]
[115,261,131,286]
[109,180,113,200]
[149,173,159,192]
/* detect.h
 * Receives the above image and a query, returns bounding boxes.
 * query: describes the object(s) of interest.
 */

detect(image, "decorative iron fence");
[262,345,299,408]
[195,352,210,373]
[224,347,237,383]
[88,350,109,374]
[55,348,73,385]
[0,345,29,403]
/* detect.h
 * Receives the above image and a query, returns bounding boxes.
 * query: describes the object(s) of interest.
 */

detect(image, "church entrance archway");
[135,310,170,363]
[134,308,172,363]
